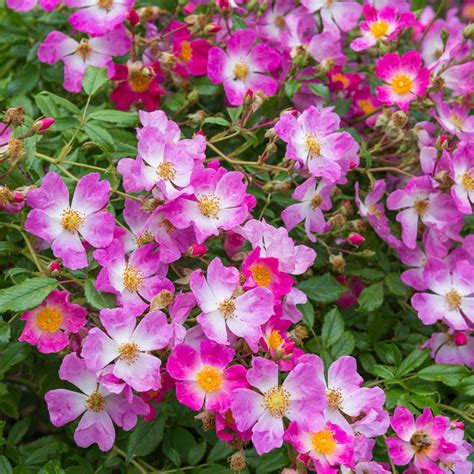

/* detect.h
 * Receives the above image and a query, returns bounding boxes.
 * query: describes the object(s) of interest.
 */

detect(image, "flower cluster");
[2,0,473,472]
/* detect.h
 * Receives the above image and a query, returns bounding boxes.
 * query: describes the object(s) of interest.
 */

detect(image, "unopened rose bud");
[12,191,24,204]
[48,260,61,277]
[3,106,25,127]
[329,254,346,273]
[207,159,220,170]
[217,0,230,10]
[463,23,474,40]
[33,117,55,133]
[204,23,221,34]
[127,9,140,26]
[187,243,208,257]
[454,332,468,346]
[451,420,464,429]
[348,233,365,246]
[229,450,246,472]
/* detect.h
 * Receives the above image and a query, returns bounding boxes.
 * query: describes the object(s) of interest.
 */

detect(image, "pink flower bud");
[34,117,55,133]
[12,192,24,203]
[349,160,358,169]
[217,0,230,10]
[48,260,61,276]
[196,129,205,137]
[207,159,220,170]
[348,233,365,246]
[454,332,467,346]
[451,420,464,429]
[188,243,208,257]
[127,9,140,26]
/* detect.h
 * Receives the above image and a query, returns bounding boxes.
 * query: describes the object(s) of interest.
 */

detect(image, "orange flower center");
[268,330,283,350]
[97,0,113,11]
[391,73,413,95]
[179,41,193,62]
[311,194,323,209]
[36,307,64,333]
[196,366,223,392]
[61,208,84,232]
[312,429,337,455]
[128,71,152,93]
[357,98,376,115]
[250,263,273,287]
[414,198,429,216]
[332,73,350,89]
[370,20,389,38]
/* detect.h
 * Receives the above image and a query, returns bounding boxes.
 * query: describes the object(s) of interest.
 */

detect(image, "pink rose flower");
[81,307,172,392]
[45,354,148,451]
[207,29,281,106]
[166,340,247,412]
[25,172,115,270]
[19,290,87,353]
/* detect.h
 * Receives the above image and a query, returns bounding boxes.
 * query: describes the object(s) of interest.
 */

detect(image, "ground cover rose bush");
[0,0,472,472]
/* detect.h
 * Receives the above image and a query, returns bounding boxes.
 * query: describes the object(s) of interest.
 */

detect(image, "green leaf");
[284,80,300,98]
[84,123,114,149]
[82,67,108,96]
[0,456,12,474]
[300,300,315,328]
[358,283,384,312]
[88,110,137,126]
[35,92,81,115]
[298,274,346,304]
[0,278,58,313]
[202,117,231,127]
[188,439,206,465]
[385,273,410,297]
[126,413,167,459]
[331,331,355,358]
[418,364,469,386]
[0,343,30,376]
[38,459,64,474]
[372,365,395,379]
[207,441,233,462]
[227,106,243,122]
[308,83,330,101]
[7,418,30,445]
[321,307,344,348]
[255,448,289,474]
[84,279,116,310]
[0,322,11,346]
[396,349,429,377]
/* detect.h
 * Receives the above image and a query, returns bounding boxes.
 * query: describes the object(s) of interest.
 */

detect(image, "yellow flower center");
[445,290,462,311]
[410,430,432,453]
[135,231,155,246]
[61,208,84,233]
[311,194,323,209]
[196,365,223,392]
[118,342,140,364]
[157,161,176,181]
[86,391,106,412]
[306,134,321,157]
[122,265,144,293]
[263,386,290,418]
[370,20,389,38]
[97,0,113,11]
[198,194,221,218]
[450,113,465,130]
[162,219,175,234]
[76,41,92,60]
[233,62,249,81]
[36,307,64,333]
[357,98,376,115]
[391,73,413,95]
[462,171,474,191]
[311,429,337,455]
[250,263,273,287]
[218,298,236,319]
[268,330,283,350]
[368,204,382,219]
[326,388,343,409]
[179,40,193,62]
[128,71,152,93]
[414,199,429,216]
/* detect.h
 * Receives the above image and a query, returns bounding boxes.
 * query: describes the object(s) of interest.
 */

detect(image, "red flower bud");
[127,9,140,26]
[48,260,61,276]
[454,332,467,346]
[34,117,55,133]
[12,192,24,203]
[348,233,365,246]
[188,243,208,257]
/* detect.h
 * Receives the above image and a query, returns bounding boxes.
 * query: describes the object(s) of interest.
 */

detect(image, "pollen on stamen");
[445,289,462,311]
[218,298,236,319]
[306,134,321,157]
[122,265,144,293]
[410,430,432,453]
[233,62,249,81]
[263,386,290,418]
[198,194,221,219]
[414,198,429,216]
[118,342,140,364]
[61,208,84,233]
[86,391,106,413]
[326,387,343,410]
[311,194,323,209]
[135,231,155,246]
[157,161,176,181]
[462,171,474,191]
